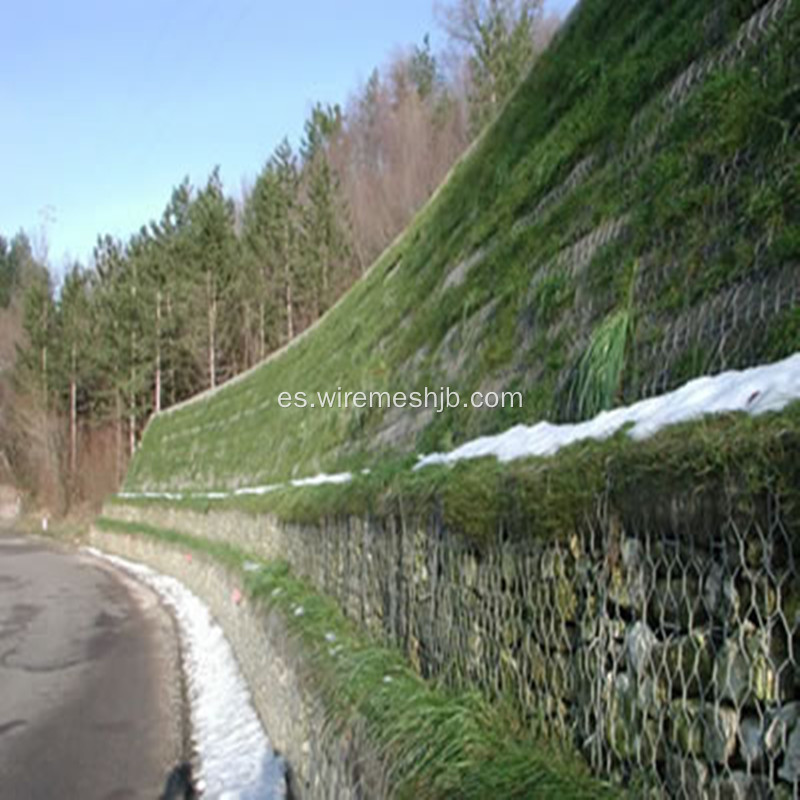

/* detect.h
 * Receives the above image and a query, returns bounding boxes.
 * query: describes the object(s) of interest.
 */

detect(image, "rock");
[783,586,800,632]
[668,700,704,756]
[627,621,657,676]
[665,751,709,800]
[777,714,800,783]
[715,628,785,705]
[738,714,765,769]
[540,548,564,580]
[738,575,778,621]
[636,674,668,711]
[653,630,713,696]
[608,538,648,610]
[549,575,578,622]
[501,550,516,585]
[523,637,547,687]
[765,702,800,756]
[667,700,737,763]
[704,562,739,623]
[745,536,774,570]
[461,553,479,587]
[544,653,576,699]
[708,772,771,799]
[649,576,706,631]
[606,672,636,759]
[702,705,738,763]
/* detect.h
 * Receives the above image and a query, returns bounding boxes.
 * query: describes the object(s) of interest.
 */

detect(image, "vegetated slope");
[126,0,800,493]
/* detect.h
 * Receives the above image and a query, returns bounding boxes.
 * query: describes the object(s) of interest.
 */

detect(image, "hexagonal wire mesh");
[272,466,797,797]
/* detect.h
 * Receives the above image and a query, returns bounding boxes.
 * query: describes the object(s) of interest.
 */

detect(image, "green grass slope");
[126,0,800,493]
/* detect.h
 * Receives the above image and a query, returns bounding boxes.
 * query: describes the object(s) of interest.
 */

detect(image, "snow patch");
[289,472,352,488]
[415,352,800,469]
[87,548,286,799]
[118,353,800,497]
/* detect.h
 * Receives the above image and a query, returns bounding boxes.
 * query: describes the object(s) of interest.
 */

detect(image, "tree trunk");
[115,390,123,484]
[69,345,77,477]
[207,272,217,390]
[321,241,329,313]
[285,276,293,341]
[258,300,265,361]
[129,380,136,458]
[166,292,176,407]
[284,218,294,342]
[155,289,162,413]
[41,344,48,406]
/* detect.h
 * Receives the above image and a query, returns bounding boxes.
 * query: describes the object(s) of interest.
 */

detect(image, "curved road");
[0,531,189,799]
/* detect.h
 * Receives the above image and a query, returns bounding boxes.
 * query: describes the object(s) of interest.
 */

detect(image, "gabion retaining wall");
[90,527,390,800]
[106,476,800,799]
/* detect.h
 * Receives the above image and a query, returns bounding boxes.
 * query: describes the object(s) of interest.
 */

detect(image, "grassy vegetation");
[125,0,799,497]
[113,402,800,549]
[94,517,617,799]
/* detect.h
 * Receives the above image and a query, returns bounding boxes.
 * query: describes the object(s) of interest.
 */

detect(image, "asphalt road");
[0,531,188,799]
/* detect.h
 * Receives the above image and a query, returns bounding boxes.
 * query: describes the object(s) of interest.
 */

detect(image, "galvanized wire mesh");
[275,471,800,798]
[507,0,799,424]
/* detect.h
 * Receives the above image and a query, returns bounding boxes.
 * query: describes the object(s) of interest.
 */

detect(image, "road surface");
[0,531,189,799]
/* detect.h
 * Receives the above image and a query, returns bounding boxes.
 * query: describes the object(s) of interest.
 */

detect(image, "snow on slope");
[118,352,800,499]
[415,351,800,469]
[88,549,286,800]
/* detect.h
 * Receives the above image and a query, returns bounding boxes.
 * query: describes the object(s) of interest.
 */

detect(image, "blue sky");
[2,0,576,272]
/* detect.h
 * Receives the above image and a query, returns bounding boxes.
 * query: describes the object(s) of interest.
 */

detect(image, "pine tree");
[187,168,239,389]
[301,105,351,317]
[18,266,56,405]
[244,142,301,344]
[58,263,93,479]
[155,179,200,405]
[438,0,543,132]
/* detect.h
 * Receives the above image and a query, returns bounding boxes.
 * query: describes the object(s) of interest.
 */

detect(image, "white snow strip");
[118,472,354,502]
[87,548,286,800]
[233,484,282,497]
[414,352,800,469]
[289,471,352,488]
[117,353,800,497]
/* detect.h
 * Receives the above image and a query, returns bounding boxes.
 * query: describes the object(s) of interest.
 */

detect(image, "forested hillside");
[125,0,799,494]
[6,1,557,509]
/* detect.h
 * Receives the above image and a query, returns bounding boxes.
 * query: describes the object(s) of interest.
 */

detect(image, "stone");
[626,621,657,676]
[501,550,516,585]
[606,672,636,759]
[704,562,739,623]
[777,714,800,783]
[608,539,649,611]
[544,653,576,699]
[551,576,578,622]
[739,576,778,621]
[745,535,774,570]
[524,637,547,687]
[667,699,737,763]
[668,700,704,757]
[765,702,800,756]
[702,704,738,764]
[649,576,706,630]
[636,673,668,711]
[715,628,783,705]
[654,630,713,696]
[708,772,771,800]
[738,714,766,769]
[664,751,709,800]
[539,549,559,580]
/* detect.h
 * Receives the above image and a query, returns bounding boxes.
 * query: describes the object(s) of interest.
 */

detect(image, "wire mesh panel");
[275,466,799,798]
